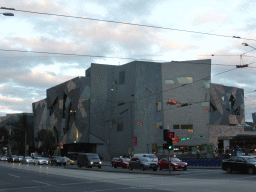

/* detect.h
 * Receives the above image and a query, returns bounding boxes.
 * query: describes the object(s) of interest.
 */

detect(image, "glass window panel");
[165,80,175,84]
[177,77,193,84]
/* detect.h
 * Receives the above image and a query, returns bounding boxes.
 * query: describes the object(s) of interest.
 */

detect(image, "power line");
[1,48,255,67]
[3,8,256,42]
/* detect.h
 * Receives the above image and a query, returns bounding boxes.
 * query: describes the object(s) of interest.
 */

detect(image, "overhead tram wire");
[0,48,250,67]
[4,8,256,42]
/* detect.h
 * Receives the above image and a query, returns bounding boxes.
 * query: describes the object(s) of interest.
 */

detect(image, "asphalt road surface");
[1,161,256,192]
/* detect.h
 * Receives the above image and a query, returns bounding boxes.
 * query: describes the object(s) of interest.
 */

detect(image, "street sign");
[172,136,179,143]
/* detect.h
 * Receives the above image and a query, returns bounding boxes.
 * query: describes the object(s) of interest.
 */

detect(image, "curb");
[64,166,180,176]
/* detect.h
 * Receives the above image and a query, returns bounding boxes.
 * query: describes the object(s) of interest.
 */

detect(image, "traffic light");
[168,132,174,139]
[167,139,173,150]
[163,143,168,149]
[163,129,169,141]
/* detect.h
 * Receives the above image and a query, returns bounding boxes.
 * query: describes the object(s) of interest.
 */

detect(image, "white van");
[133,154,158,162]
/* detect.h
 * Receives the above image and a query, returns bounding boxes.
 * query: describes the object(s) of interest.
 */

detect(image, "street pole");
[169,149,171,173]
[25,132,27,157]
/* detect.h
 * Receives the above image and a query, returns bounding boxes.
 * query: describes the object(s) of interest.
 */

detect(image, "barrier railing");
[181,158,223,167]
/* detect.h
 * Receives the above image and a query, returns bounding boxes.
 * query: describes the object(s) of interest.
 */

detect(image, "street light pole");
[0,7,15,16]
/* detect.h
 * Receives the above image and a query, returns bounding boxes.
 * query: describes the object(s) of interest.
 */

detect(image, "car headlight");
[173,163,178,166]
[99,161,102,164]
[90,162,93,164]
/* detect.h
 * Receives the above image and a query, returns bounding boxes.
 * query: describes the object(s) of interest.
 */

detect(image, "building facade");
[33,59,253,160]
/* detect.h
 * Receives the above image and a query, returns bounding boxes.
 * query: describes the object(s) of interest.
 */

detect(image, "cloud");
[0,95,24,104]
[192,8,231,25]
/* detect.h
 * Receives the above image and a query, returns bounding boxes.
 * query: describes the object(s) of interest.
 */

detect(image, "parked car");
[8,155,18,163]
[0,156,7,161]
[63,157,71,165]
[34,157,49,165]
[129,157,158,171]
[50,156,66,166]
[111,157,120,167]
[22,156,34,164]
[113,158,130,168]
[77,153,102,168]
[221,156,256,174]
[158,158,187,171]
[15,156,24,163]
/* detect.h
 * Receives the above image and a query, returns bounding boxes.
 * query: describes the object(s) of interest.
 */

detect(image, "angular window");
[181,125,193,129]
[173,125,180,129]
[165,80,175,84]
[119,71,125,85]
[203,80,210,88]
[177,77,193,84]
[117,121,123,132]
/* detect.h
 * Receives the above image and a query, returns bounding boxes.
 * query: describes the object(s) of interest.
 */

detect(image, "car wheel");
[140,165,145,171]
[248,167,254,175]
[226,167,232,174]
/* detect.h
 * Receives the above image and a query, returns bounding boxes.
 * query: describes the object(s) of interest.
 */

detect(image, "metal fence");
[181,158,223,167]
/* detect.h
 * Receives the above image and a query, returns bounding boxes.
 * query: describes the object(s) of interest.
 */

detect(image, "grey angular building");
[33,59,255,160]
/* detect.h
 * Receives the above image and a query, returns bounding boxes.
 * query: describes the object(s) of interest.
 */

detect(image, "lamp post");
[242,43,256,50]
[0,7,14,16]
[1,13,14,16]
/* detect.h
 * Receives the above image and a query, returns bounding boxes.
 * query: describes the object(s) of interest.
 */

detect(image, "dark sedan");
[129,157,158,171]
[50,156,66,166]
[222,156,256,174]
[8,155,18,163]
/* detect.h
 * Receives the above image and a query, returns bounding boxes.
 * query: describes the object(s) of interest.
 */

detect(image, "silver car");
[0,156,7,161]
[22,156,34,164]
[34,157,48,165]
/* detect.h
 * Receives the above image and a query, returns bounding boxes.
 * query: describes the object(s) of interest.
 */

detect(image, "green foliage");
[0,126,9,145]
[37,129,56,155]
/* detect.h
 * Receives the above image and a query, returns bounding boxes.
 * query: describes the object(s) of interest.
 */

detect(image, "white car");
[22,156,34,164]
[34,157,48,165]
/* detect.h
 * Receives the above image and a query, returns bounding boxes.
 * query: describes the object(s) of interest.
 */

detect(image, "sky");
[0,0,256,122]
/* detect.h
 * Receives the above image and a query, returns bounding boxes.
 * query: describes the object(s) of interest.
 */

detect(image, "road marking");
[32,180,50,185]
[8,174,20,178]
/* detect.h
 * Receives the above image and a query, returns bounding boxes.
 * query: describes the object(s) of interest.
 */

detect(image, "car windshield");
[146,155,157,158]
[87,154,99,159]
[244,157,256,162]
[140,157,151,162]
[122,158,130,162]
[171,158,181,162]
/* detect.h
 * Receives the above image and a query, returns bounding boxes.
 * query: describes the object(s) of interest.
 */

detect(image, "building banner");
[133,136,137,146]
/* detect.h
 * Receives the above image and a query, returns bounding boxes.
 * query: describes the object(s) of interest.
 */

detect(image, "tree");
[0,126,9,155]
[9,113,35,156]
[37,129,56,156]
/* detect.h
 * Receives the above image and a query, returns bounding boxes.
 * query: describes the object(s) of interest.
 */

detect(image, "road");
[0,161,256,192]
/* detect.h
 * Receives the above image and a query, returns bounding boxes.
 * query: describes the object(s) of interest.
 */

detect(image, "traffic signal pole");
[168,149,171,173]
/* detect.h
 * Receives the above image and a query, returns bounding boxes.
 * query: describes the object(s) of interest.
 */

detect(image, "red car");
[113,158,130,168]
[158,158,187,171]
